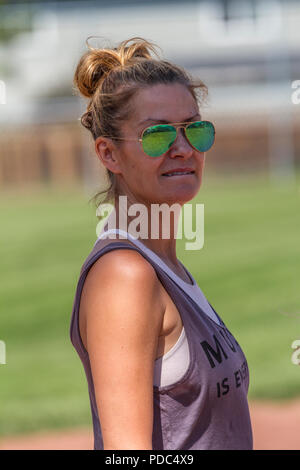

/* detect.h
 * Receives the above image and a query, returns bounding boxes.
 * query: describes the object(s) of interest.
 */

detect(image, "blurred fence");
[0,123,98,189]
[0,115,300,189]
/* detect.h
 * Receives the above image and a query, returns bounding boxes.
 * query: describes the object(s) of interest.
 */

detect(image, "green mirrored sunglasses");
[103,120,215,158]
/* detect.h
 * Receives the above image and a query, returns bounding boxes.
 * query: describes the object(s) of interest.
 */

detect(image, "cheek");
[196,156,205,175]
[120,152,140,177]
[121,149,162,189]
[130,157,159,181]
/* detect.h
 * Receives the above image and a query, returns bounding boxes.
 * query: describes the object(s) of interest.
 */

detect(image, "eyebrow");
[138,113,201,126]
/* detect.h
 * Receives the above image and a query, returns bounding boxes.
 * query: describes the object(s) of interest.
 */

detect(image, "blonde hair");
[73,36,208,208]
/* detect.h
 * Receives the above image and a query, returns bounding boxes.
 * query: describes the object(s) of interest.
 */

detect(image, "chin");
[163,189,199,206]
[167,182,201,203]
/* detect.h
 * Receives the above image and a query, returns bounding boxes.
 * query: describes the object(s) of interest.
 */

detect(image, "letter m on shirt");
[200,334,228,368]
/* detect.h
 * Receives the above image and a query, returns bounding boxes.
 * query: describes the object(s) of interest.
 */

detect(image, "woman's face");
[105,83,206,207]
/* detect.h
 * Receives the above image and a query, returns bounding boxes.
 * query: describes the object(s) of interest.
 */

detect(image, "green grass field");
[0,170,299,437]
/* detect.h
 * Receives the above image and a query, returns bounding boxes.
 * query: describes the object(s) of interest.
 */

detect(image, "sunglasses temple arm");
[101,136,141,142]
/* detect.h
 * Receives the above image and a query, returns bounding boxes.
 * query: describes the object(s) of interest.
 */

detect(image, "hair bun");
[73,48,119,98]
[73,36,161,99]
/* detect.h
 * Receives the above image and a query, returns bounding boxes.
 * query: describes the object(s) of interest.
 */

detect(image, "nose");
[168,127,194,159]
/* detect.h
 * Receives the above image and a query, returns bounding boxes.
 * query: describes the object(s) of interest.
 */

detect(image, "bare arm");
[80,249,166,450]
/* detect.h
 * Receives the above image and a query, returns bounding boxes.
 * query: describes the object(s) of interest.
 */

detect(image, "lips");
[162,167,195,177]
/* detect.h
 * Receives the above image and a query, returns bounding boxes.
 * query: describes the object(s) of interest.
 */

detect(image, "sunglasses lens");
[186,121,215,152]
[142,125,177,157]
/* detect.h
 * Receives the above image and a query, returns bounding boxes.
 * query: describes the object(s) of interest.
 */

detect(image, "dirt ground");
[0,399,299,450]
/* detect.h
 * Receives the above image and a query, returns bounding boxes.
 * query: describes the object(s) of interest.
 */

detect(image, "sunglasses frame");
[101,120,215,158]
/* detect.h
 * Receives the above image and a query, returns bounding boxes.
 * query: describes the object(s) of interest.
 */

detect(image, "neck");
[102,194,183,266]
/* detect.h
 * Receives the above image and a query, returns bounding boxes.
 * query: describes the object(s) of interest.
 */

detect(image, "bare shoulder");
[84,247,164,296]
[80,248,166,336]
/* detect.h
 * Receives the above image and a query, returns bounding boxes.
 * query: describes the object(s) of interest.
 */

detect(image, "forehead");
[129,83,199,124]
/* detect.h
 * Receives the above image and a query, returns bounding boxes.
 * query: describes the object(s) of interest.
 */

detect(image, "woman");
[70,36,253,450]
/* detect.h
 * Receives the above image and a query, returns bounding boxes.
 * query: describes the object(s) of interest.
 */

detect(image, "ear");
[94,136,122,174]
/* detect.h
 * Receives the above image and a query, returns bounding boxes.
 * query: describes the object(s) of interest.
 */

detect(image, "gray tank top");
[69,234,253,450]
